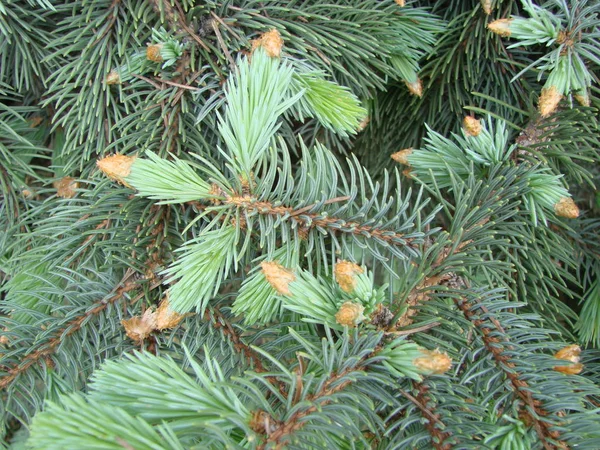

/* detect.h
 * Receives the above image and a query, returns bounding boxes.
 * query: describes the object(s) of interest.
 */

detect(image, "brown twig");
[256,364,365,450]
[91,0,122,46]
[204,307,288,398]
[0,271,142,391]
[455,292,567,450]
[226,195,417,249]
[399,384,453,450]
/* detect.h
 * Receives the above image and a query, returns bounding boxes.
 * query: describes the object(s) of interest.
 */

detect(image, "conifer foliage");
[1,0,600,449]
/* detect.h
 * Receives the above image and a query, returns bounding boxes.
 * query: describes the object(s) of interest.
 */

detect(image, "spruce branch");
[400,383,453,450]
[225,195,418,250]
[256,360,367,450]
[204,306,289,399]
[453,284,566,450]
[0,272,149,391]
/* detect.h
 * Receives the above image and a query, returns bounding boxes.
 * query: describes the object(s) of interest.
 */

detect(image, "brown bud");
[463,116,482,137]
[334,260,363,293]
[252,29,284,58]
[96,154,136,188]
[395,0,405,6]
[155,295,186,330]
[481,0,493,15]
[0,334,9,345]
[105,70,121,85]
[261,261,295,296]
[146,44,164,62]
[554,197,579,219]
[356,116,370,132]
[554,362,583,375]
[28,116,44,128]
[402,168,413,179]
[575,91,590,107]
[335,301,365,327]
[122,309,157,342]
[538,85,562,118]
[53,176,79,199]
[405,78,423,97]
[488,19,512,37]
[391,148,413,166]
[554,344,583,375]
[413,349,452,375]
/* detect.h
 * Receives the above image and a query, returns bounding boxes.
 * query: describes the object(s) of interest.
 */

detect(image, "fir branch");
[0,271,147,392]
[257,363,365,450]
[226,195,418,249]
[454,285,566,450]
[90,0,122,47]
[399,383,453,450]
[203,306,288,399]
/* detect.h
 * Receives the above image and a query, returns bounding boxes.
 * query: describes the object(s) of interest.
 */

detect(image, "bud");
[554,344,583,375]
[481,0,493,15]
[105,70,121,85]
[335,301,365,327]
[405,78,423,97]
[96,154,136,188]
[391,148,413,166]
[53,176,79,199]
[261,261,295,296]
[356,116,370,132]
[538,85,562,118]
[146,44,164,62]
[488,19,512,37]
[402,168,413,179]
[122,309,157,342]
[28,116,44,128]
[554,197,579,219]
[252,29,284,58]
[413,349,452,375]
[155,295,186,330]
[575,90,590,107]
[22,188,34,198]
[334,260,363,293]
[395,0,405,6]
[463,116,482,136]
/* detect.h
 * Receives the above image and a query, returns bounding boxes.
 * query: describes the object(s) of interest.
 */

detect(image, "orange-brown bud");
[463,116,482,137]
[554,344,583,375]
[575,92,590,107]
[405,78,423,97]
[413,349,452,375]
[53,176,79,199]
[252,29,284,58]
[334,260,363,293]
[395,0,406,6]
[391,148,413,166]
[554,197,579,219]
[335,301,365,327]
[96,154,136,188]
[539,85,562,118]
[146,44,164,62]
[488,19,512,37]
[481,0,493,15]
[356,116,370,132]
[122,309,157,342]
[105,70,121,85]
[155,295,186,330]
[261,261,295,296]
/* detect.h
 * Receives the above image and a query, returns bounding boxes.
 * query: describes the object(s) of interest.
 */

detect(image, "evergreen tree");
[1,0,599,449]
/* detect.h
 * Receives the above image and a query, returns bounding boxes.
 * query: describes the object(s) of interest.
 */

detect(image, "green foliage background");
[1,0,599,449]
